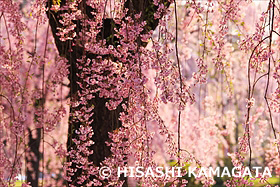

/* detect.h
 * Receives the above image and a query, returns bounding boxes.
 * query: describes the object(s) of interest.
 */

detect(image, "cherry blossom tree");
[0,0,280,187]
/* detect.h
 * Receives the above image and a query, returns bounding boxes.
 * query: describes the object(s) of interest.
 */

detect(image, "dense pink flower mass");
[0,0,280,186]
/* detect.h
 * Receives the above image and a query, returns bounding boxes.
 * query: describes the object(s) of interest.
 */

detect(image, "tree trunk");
[26,93,45,186]
[46,0,169,186]
[25,128,41,187]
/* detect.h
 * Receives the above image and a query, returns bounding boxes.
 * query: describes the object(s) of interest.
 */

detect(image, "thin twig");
[174,0,183,176]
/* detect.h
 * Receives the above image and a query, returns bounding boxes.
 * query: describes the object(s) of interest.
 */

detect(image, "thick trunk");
[46,0,169,186]
[47,8,125,184]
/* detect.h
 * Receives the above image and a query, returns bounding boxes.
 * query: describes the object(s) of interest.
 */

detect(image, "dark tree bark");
[25,128,41,187]
[45,0,169,186]
[25,95,45,187]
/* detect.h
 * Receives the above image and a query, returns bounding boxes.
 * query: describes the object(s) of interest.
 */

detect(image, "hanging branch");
[264,0,280,159]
